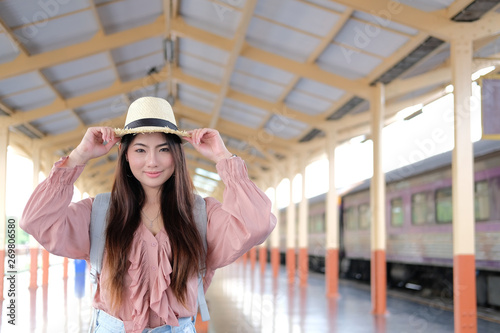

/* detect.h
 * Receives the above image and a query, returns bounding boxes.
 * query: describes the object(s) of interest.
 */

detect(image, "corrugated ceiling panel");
[0,0,91,27]
[230,71,285,101]
[317,44,382,79]
[180,0,242,39]
[178,83,217,102]
[255,0,340,37]
[75,95,128,125]
[129,82,168,101]
[29,110,79,135]
[53,68,116,98]
[334,19,409,57]
[178,83,216,113]
[179,38,230,66]
[111,36,163,64]
[352,11,419,36]
[116,52,164,82]
[294,78,345,101]
[179,53,225,84]
[264,114,308,140]
[0,33,19,64]
[2,86,56,111]
[397,0,454,12]
[400,43,450,79]
[42,53,111,82]
[305,0,347,13]
[0,71,45,95]
[13,10,98,54]
[246,17,321,62]
[235,56,294,85]
[285,91,333,115]
[96,0,162,34]
[474,35,500,58]
[220,98,268,129]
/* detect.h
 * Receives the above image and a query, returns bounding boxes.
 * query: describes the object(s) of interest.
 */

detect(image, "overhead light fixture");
[396,103,423,121]
[166,94,175,106]
[471,66,495,81]
[445,84,454,94]
[164,38,175,63]
[404,109,423,121]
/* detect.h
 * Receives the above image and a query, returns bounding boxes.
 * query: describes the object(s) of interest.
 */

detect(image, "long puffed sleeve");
[205,157,276,270]
[20,157,92,260]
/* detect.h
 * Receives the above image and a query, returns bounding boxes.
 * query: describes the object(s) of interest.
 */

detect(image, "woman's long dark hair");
[103,133,205,312]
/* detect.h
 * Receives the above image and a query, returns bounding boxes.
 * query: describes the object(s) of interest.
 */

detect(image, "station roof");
[1,0,500,196]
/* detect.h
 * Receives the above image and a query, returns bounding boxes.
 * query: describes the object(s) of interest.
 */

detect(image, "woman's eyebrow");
[132,142,169,147]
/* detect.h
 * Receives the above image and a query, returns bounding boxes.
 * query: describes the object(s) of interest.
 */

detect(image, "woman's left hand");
[185,128,233,163]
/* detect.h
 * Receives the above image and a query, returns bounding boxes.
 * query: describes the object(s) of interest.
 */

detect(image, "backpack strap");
[89,193,210,321]
[89,192,111,332]
[192,194,210,321]
[89,192,111,296]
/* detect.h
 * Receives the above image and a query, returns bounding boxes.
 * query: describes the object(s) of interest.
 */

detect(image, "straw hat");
[114,97,190,137]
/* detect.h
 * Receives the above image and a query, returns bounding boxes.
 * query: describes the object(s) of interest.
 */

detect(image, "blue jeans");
[93,309,196,333]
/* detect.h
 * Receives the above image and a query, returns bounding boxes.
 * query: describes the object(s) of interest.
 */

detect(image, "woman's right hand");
[67,127,121,167]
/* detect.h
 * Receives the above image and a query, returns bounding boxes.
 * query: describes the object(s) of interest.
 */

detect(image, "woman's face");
[126,133,175,192]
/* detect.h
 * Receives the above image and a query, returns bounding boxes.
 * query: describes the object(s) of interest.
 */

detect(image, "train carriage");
[279,140,500,307]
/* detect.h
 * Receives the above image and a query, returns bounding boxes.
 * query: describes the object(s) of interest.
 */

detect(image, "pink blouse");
[20,156,276,333]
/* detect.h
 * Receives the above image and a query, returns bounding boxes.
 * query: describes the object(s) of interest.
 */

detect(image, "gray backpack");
[88,192,210,328]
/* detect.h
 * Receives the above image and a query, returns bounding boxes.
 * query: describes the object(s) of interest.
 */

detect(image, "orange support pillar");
[298,157,309,287]
[298,248,308,287]
[370,83,387,315]
[249,247,257,271]
[286,249,295,284]
[325,131,340,298]
[259,246,267,274]
[371,250,387,314]
[271,248,280,278]
[286,164,297,284]
[241,251,248,264]
[326,249,339,297]
[29,247,39,289]
[454,255,476,331]
[451,38,476,333]
[195,310,209,333]
[42,249,49,285]
[63,257,69,279]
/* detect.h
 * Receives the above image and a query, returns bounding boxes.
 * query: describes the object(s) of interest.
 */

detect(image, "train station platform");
[3,254,500,333]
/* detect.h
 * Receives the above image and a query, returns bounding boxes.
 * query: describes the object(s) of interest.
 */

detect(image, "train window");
[475,180,490,221]
[344,206,358,230]
[412,192,433,225]
[391,198,404,227]
[309,212,326,233]
[359,204,370,229]
[436,187,453,223]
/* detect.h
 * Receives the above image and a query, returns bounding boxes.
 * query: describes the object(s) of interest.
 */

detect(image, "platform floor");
[3,258,500,333]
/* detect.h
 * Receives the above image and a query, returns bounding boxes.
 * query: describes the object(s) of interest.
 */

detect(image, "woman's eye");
[135,148,145,153]
[160,147,170,152]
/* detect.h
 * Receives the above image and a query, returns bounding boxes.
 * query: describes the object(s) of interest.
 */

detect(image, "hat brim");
[114,126,191,137]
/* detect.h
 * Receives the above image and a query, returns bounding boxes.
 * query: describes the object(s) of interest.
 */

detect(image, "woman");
[21,97,276,333]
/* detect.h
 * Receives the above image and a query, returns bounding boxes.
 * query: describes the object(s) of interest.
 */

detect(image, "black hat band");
[125,118,178,131]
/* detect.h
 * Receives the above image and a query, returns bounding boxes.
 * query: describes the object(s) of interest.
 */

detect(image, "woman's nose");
[146,152,158,166]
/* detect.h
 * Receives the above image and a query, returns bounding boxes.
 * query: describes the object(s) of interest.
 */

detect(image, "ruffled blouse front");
[20,156,276,333]
[97,223,184,331]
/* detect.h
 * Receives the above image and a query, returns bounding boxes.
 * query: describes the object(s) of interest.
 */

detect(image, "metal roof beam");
[0,15,164,80]
[209,0,257,128]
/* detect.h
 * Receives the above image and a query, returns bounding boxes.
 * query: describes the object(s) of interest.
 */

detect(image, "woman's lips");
[145,171,162,178]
